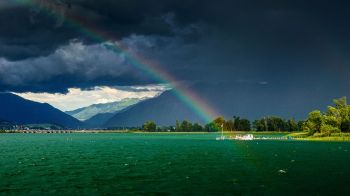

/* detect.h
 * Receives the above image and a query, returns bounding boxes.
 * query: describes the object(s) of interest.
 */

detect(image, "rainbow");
[14,0,220,123]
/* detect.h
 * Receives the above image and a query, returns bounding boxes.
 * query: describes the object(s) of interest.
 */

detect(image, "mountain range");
[73,90,206,128]
[0,91,207,128]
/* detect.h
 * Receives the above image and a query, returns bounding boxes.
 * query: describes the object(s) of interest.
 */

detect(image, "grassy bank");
[287,132,350,141]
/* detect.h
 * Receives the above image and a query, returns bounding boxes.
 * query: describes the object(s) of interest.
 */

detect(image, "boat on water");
[216,135,226,140]
[234,134,254,140]
[216,134,254,141]
[215,124,254,141]
[216,123,226,140]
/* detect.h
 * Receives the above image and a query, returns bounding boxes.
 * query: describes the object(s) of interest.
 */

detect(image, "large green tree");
[230,116,251,131]
[253,119,266,132]
[180,120,193,132]
[143,121,157,132]
[303,110,324,134]
[287,119,299,132]
[329,97,350,132]
[213,117,225,130]
[205,122,220,132]
[302,97,350,136]
[237,119,251,131]
[266,117,287,132]
[225,119,235,131]
[192,123,204,132]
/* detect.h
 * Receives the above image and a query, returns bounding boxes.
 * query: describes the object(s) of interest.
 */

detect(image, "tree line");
[142,97,350,134]
[142,116,303,132]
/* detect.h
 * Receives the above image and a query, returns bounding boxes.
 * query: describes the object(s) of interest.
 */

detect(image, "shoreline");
[2,130,350,142]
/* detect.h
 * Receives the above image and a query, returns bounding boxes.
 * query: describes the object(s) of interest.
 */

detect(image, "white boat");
[216,135,226,140]
[234,134,254,140]
[216,123,226,140]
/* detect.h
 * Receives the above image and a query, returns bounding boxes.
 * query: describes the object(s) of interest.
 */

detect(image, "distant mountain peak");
[65,97,145,121]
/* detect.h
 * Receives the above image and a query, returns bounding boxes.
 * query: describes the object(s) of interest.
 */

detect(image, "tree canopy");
[143,121,157,132]
[304,97,350,136]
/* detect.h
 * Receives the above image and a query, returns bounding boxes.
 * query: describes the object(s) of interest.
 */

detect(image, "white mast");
[221,123,224,137]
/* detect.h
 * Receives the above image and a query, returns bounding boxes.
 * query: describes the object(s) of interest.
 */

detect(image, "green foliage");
[205,122,220,132]
[156,126,176,132]
[253,119,266,132]
[323,114,340,128]
[267,117,286,131]
[175,120,181,131]
[253,117,302,132]
[237,119,251,131]
[213,117,225,129]
[333,97,349,121]
[341,119,350,132]
[174,120,204,132]
[143,121,157,132]
[304,110,323,134]
[192,123,204,132]
[180,120,193,132]
[287,119,299,132]
[304,97,350,136]
[320,124,340,136]
[230,116,251,131]
[297,121,305,131]
[204,116,252,132]
[225,120,234,131]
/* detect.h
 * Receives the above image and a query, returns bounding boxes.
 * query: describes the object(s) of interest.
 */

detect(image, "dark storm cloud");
[0,0,175,60]
[0,41,160,93]
[1,0,350,118]
[3,0,350,60]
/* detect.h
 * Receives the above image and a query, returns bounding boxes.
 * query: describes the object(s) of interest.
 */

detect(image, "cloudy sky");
[1,0,350,119]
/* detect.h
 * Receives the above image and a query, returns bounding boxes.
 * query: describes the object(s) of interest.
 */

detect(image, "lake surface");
[1,133,350,195]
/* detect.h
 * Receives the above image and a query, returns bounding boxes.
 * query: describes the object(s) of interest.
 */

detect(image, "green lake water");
[1,133,350,195]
